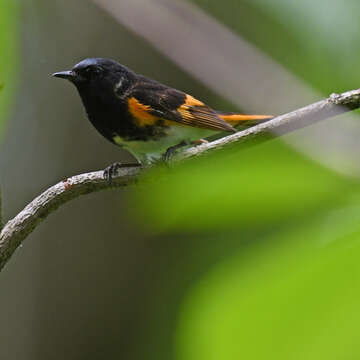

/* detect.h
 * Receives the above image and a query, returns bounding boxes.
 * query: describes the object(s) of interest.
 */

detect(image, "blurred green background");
[1,0,360,359]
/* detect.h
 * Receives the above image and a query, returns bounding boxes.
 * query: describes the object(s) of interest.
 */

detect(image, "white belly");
[113,126,214,161]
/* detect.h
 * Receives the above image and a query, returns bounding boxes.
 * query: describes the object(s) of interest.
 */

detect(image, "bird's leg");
[103,161,141,183]
[163,138,209,162]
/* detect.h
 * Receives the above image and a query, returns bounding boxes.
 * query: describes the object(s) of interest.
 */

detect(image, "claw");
[163,140,188,162]
[163,148,174,162]
[104,162,121,183]
[103,162,141,183]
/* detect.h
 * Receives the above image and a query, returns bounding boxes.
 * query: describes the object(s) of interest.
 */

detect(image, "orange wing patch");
[176,94,235,132]
[184,94,205,107]
[128,97,159,127]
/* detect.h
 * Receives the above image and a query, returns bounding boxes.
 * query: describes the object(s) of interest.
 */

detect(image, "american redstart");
[53,58,272,180]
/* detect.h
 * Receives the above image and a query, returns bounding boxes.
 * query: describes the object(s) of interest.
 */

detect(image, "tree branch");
[180,89,360,159]
[0,88,360,271]
[0,168,140,270]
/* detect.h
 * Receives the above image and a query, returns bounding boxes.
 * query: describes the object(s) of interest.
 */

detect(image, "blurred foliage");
[0,1,19,138]
[136,140,356,231]
[131,1,360,359]
[175,214,360,360]
[136,138,360,359]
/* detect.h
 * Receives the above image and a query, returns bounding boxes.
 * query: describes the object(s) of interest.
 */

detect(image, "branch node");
[329,92,341,104]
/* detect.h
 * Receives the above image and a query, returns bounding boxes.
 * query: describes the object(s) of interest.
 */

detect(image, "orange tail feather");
[217,112,273,126]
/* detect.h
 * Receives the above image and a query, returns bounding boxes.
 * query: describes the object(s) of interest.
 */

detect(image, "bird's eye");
[84,66,101,76]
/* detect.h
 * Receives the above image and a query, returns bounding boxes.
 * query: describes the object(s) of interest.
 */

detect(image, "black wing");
[126,76,236,132]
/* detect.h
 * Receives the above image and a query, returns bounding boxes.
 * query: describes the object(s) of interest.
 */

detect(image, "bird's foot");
[103,161,141,183]
[163,139,208,162]
[163,140,188,162]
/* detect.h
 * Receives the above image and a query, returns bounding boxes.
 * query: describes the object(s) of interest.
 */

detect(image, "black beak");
[52,70,74,80]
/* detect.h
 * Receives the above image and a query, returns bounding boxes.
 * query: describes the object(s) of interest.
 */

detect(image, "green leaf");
[175,206,360,359]
[0,0,19,138]
[134,140,356,231]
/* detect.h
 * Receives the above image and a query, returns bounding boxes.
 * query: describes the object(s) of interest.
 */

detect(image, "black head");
[52,58,135,95]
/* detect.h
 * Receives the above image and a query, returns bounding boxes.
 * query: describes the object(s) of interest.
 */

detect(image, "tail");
[216,111,273,127]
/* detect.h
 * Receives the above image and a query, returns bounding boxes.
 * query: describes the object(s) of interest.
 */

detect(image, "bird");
[52,58,272,181]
